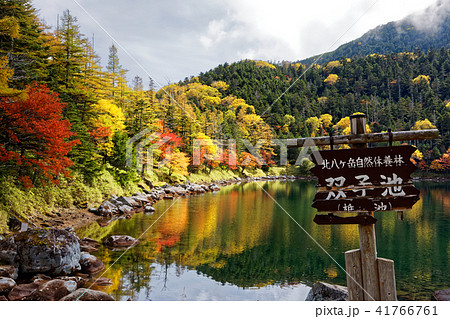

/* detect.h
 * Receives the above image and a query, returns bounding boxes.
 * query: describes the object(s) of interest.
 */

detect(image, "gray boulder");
[96,200,119,216]
[0,277,16,294]
[14,228,81,276]
[171,186,187,195]
[144,204,155,213]
[118,205,134,214]
[59,288,115,301]
[305,282,348,301]
[133,194,152,204]
[209,184,220,191]
[117,196,140,208]
[0,236,18,266]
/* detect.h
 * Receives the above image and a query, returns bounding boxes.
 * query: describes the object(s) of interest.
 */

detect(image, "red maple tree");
[0,84,79,187]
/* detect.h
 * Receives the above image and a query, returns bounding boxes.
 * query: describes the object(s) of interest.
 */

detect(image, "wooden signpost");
[289,114,439,301]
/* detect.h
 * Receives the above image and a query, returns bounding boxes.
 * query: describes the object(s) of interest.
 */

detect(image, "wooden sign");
[310,145,419,214]
[312,196,419,213]
[313,214,377,225]
[313,185,419,200]
[310,145,417,187]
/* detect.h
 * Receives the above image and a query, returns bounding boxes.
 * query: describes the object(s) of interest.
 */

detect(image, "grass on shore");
[0,165,307,233]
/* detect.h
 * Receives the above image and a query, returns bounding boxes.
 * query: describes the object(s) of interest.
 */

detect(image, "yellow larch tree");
[324,74,339,85]
[412,119,436,130]
[91,99,126,156]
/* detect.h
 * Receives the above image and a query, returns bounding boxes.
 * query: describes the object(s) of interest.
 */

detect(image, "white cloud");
[32,0,441,84]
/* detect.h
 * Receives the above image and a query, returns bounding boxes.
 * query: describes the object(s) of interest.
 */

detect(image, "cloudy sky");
[33,0,439,89]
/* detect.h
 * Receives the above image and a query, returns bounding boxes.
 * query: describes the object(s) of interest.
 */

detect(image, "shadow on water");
[77,180,449,301]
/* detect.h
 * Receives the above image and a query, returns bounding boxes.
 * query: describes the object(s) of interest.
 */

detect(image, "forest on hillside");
[0,1,449,230]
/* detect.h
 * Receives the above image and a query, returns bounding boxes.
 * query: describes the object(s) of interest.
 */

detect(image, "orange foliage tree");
[0,84,79,187]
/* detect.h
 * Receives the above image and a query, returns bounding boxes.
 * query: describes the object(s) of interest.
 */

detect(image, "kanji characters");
[380,173,406,196]
[325,176,346,187]
[326,190,346,200]
[355,174,371,186]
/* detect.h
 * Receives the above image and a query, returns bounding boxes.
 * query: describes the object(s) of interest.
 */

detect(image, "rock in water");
[0,277,16,294]
[25,279,77,301]
[79,252,105,274]
[104,235,139,248]
[59,288,115,301]
[144,204,155,213]
[305,282,348,301]
[79,237,101,252]
[14,228,81,276]
[433,289,450,301]
[8,282,41,301]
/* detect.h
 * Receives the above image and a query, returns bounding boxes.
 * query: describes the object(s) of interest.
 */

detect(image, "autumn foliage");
[0,84,79,187]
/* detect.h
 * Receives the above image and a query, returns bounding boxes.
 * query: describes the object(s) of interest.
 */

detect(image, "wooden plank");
[286,129,439,148]
[314,214,377,225]
[312,196,419,213]
[378,258,397,301]
[313,185,419,200]
[350,115,380,301]
[345,249,365,301]
[358,215,380,301]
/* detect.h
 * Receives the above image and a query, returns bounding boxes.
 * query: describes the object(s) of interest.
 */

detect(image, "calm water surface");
[77,180,449,301]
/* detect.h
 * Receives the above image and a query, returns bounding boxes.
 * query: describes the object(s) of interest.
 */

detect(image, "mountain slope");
[301,0,450,65]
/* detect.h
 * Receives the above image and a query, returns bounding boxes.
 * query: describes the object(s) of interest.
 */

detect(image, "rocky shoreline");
[89,175,304,227]
[1,175,304,301]
[0,228,142,301]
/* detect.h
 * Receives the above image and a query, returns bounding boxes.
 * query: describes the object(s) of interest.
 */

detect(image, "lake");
[76,180,449,301]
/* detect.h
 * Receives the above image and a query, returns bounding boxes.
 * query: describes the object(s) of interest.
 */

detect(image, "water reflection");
[77,180,449,301]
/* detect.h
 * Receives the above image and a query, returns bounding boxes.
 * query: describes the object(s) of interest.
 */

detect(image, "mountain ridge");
[300,0,449,66]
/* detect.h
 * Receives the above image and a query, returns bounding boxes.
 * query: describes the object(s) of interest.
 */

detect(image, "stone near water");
[14,228,81,276]
[0,277,16,294]
[25,279,77,301]
[117,196,140,208]
[118,205,134,214]
[55,276,87,288]
[59,288,115,301]
[144,204,155,213]
[305,282,348,301]
[79,237,101,253]
[0,265,18,280]
[209,184,220,191]
[433,289,450,301]
[79,252,105,274]
[96,200,119,216]
[104,235,139,248]
[8,282,41,301]
[170,186,187,195]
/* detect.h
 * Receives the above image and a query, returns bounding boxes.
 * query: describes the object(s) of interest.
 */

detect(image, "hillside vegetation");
[0,1,449,231]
